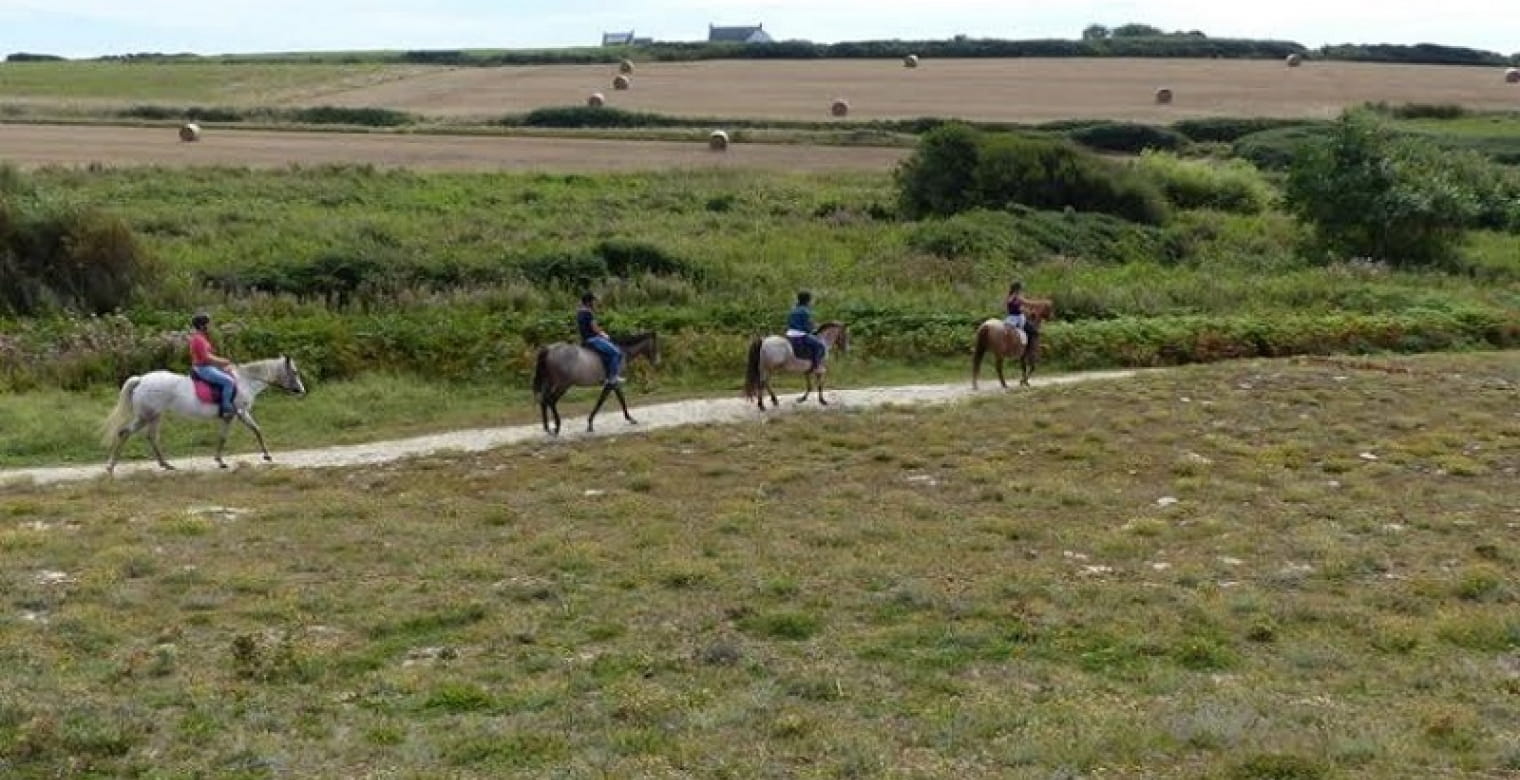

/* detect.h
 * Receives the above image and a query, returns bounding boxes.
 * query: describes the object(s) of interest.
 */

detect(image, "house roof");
[709,24,771,43]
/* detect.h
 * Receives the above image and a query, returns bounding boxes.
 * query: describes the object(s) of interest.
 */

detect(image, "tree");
[1082,24,1110,41]
[895,123,982,218]
[1285,110,1488,268]
[1111,23,1167,38]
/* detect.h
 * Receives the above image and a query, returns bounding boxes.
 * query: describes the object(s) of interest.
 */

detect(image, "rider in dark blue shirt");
[577,292,623,385]
[785,290,826,373]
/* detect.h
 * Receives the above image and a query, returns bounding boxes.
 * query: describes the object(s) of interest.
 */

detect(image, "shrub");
[1173,117,1318,144]
[1286,111,1493,268]
[520,250,607,287]
[897,124,1169,224]
[908,207,1180,265]
[595,239,700,281]
[895,123,983,217]
[1134,151,1275,213]
[974,133,1170,224]
[519,106,672,129]
[288,106,412,127]
[0,181,157,316]
[1232,125,1335,171]
[1066,121,1189,153]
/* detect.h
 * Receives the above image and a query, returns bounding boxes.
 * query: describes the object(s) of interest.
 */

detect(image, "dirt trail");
[0,371,1137,489]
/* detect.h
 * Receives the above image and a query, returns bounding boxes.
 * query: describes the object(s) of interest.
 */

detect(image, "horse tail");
[743,337,763,400]
[972,323,990,379]
[531,347,550,402]
[100,376,141,446]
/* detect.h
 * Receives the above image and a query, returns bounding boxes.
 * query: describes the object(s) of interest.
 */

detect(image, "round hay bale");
[613,74,631,91]
[179,123,201,142]
[1154,87,1174,105]
[1506,68,1520,84]
[1286,53,1303,67]
[587,92,606,108]
[830,98,850,118]
[619,59,635,75]
[903,54,919,68]
[709,130,730,152]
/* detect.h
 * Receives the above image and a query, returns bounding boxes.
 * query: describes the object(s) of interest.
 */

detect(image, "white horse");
[102,356,307,474]
[742,322,849,410]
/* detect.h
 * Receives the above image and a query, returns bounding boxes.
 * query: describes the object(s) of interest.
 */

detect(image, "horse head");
[1026,298,1055,324]
[817,322,849,355]
[616,332,660,367]
[279,355,308,396]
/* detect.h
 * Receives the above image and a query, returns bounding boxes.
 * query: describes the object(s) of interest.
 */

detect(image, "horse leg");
[766,376,779,409]
[146,418,175,471]
[212,415,237,469]
[549,390,564,437]
[996,354,1008,390]
[106,415,151,475]
[540,398,551,435]
[797,371,812,404]
[1021,334,1038,387]
[238,410,274,462]
[587,385,614,433]
[613,385,637,425]
[816,369,828,406]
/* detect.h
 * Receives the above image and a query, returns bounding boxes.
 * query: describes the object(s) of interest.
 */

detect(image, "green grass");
[0,352,1516,775]
[0,61,397,103]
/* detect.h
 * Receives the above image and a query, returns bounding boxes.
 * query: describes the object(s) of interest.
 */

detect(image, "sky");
[1,0,1514,59]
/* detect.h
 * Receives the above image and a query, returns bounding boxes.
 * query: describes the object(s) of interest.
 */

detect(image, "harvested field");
[312,58,1520,122]
[0,123,906,173]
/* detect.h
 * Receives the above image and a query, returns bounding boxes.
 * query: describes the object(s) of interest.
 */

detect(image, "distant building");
[708,23,773,44]
[601,31,638,46]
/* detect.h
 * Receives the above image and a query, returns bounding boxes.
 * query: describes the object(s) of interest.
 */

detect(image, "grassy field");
[0,61,408,105]
[1,353,1516,776]
[1,164,1515,470]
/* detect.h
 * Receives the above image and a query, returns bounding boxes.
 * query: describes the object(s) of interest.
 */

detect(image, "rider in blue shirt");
[577,292,623,386]
[785,290,826,373]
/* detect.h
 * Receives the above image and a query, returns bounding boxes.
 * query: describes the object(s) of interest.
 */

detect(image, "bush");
[1133,151,1275,213]
[288,106,412,127]
[895,123,983,217]
[1232,125,1334,171]
[519,106,673,129]
[897,124,1169,224]
[908,207,1180,264]
[1066,121,1189,153]
[1286,111,1492,268]
[6,52,66,62]
[0,178,157,316]
[1173,117,1319,144]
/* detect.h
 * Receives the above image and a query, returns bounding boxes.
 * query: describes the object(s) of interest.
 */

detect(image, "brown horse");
[531,332,659,435]
[972,298,1053,389]
[743,322,849,410]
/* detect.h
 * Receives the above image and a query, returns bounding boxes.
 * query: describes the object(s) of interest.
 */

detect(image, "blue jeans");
[791,334,827,369]
[192,365,236,416]
[584,337,623,383]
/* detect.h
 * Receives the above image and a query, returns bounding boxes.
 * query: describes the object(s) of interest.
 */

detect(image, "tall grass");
[3,165,1515,390]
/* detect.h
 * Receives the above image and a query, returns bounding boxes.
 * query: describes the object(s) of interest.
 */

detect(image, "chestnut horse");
[972,298,1053,389]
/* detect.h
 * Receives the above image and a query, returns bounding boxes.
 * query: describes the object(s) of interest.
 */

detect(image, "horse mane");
[613,332,655,347]
[813,321,846,334]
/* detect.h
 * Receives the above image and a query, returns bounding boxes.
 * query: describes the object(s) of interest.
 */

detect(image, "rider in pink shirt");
[189,313,237,419]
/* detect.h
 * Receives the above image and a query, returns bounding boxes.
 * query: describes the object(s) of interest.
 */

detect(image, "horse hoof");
[263,456,273,463]
[161,463,177,471]
[820,398,829,406]
[217,462,228,470]
[627,419,639,426]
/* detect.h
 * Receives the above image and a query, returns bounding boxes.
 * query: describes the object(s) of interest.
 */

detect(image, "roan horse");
[102,356,307,474]
[743,322,849,411]
[532,332,660,436]
[972,298,1054,389]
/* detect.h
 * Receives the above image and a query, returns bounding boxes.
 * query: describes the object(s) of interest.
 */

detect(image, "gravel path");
[0,371,1137,489]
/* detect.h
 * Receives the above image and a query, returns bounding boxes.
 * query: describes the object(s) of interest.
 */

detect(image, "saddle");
[191,375,237,408]
[192,377,222,405]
